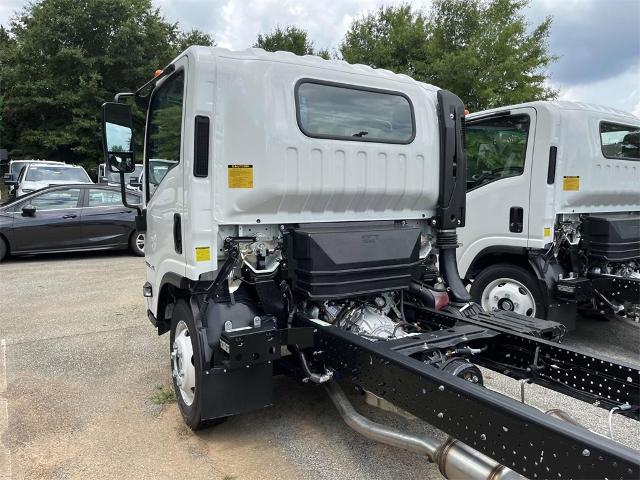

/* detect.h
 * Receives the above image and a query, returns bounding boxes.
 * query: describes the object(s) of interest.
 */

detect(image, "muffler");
[325,382,524,480]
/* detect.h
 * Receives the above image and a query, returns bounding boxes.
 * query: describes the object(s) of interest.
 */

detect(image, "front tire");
[169,299,224,430]
[470,264,546,318]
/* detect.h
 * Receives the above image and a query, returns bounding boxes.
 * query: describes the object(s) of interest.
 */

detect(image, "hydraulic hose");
[297,348,333,384]
[408,280,436,308]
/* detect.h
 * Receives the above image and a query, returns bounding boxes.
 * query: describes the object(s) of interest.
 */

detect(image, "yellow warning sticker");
[563,176,580,191]
[195,246,211,262]
[544,227,551,237]
[228,164,253,188]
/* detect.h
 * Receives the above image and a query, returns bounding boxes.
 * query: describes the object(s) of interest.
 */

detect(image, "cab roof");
[467,100,639,124]
[182,46,440,92]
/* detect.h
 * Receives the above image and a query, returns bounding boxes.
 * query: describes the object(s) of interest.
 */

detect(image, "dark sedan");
[0,184,143,261]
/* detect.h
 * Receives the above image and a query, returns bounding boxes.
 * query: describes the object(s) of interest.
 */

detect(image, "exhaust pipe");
[325,382,524,480]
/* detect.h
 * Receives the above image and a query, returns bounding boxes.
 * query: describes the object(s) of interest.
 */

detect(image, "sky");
[1,0,639,115]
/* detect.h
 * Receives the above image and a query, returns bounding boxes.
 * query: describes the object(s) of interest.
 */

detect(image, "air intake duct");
[437,230,471,303]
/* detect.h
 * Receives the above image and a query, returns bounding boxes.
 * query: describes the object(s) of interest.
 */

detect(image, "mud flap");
[200,363,274,420]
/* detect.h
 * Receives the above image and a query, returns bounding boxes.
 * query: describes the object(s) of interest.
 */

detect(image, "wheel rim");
[481,277,536,317]
[135,233,145,253]
[172,321,196,406]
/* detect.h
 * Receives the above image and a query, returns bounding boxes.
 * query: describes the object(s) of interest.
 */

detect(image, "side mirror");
[99,176,109,183]
[102,102,135,173]
[5,179,17,187]
[3,173,14,182]
[22,204,36,216]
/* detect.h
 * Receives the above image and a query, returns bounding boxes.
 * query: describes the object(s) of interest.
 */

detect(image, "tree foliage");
[0,0,213,167]
[176,29,215,52]
[340,1,557,111]
[254,26,329,59]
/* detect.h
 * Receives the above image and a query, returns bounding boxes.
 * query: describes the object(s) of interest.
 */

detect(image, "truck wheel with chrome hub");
[470,264,545,318]
[172,320,196,406]
[169,299,224,430]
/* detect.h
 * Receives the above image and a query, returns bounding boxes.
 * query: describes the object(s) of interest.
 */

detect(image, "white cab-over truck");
[101,47,640,479]
[458,102,639,329]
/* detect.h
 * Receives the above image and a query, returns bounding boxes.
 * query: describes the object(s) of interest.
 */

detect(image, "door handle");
[173,213,182,254]
[509,207,523,233]
[62,214,77,219]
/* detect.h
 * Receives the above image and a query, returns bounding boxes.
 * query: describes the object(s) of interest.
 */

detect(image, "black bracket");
[219,319,315,370]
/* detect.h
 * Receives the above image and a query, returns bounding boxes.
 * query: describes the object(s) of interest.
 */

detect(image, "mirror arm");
[114,92,135,103]
[119,172,142,215]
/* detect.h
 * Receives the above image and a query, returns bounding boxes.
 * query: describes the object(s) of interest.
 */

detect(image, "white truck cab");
[97,49,640,479]
[458,101,640,328]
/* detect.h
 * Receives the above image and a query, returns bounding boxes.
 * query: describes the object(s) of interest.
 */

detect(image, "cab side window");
[600,122,639,160]
[465,114,530,191]
[145,70,185,198]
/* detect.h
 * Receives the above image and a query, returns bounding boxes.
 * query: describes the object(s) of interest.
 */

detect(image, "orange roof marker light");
[154,69,163,78]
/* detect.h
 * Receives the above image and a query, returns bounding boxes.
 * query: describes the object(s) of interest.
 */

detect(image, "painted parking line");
[0,339,11,479]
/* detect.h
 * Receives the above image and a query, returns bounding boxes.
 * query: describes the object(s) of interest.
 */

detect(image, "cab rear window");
[295,80,415,144]
[600,122,639,160]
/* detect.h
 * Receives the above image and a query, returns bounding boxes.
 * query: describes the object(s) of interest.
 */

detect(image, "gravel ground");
[0,252,638,480]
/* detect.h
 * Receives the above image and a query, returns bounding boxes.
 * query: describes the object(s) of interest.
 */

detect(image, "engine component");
[239,239,281,273]
[285,222,421,299]
[339,305,409,340]
[440,358,483,385]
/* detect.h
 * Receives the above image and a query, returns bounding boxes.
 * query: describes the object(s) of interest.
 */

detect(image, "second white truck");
[458,101,639,328]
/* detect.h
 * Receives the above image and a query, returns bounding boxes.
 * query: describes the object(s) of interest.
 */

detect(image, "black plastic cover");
[286,222,421,299]
[436,89,467,229]
[581,213,640,262]
[193,115,209,177]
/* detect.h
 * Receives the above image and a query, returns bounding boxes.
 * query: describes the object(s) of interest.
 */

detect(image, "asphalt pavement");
[0,252,638,480]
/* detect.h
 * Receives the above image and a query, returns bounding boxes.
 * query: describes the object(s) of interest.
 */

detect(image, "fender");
[152,272,202,335]
[527,253,566,304]
[528,253,576,329]
[465,245,529,280]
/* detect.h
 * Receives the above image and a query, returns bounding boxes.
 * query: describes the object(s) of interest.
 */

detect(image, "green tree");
[176,29,215,52]
[254,26,329,59]
[340,5,428,76]
[0,0,204,168]
[340,1,557,111]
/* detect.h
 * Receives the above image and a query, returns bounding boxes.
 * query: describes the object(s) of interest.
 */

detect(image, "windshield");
[25,166,90,183]
[105,164,143,183]
[10,161,30,176]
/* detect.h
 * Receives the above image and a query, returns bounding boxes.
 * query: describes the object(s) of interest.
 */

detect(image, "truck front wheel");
[169,299,224,430]
[470,264,545,318]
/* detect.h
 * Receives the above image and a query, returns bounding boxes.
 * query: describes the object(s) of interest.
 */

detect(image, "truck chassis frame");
[294,307,640,479]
